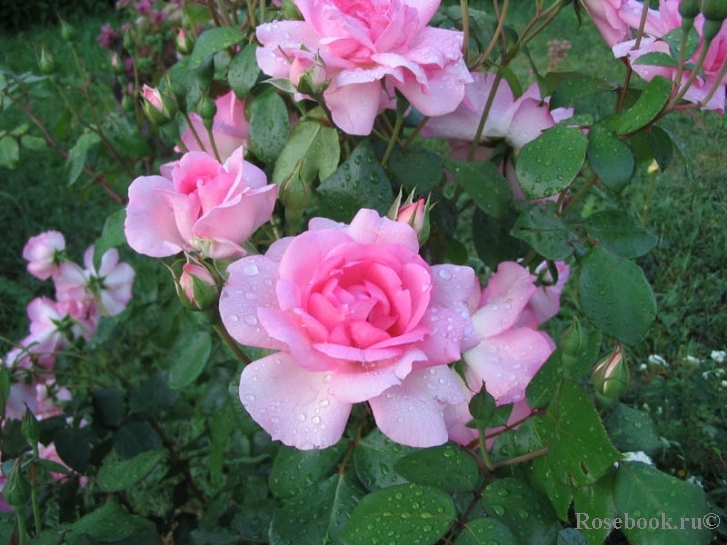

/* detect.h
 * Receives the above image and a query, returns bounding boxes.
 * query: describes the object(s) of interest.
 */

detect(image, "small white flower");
[703,371,712,380]
[720,380,727,389]
[648,354,668,367]
[715,368,726,378]
[711,350,726,364]
[637,363,648,372]
[686,476,705,489]
[685,355,700,365]
[622,451,654,466]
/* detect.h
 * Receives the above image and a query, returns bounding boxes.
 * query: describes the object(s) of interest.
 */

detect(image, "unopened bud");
[197,91,217,131]
[3,461,31,508]
[39,47,55,75]
[141,84,178,125]
[395,198,430,245]
[297,62,329,97]
[122,93,135,113]
[701,0,727,41]
[175,28,195,56]
[60,19,75,41]
[591,344,630,399]
[22,407,41,445]
[178,263,218,311]
[280,171,312,213]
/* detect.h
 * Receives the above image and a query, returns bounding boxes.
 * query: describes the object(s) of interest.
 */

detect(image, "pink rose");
[220,209,480,449]
[580,0,633,47]
[255,0,473,135]
[178,263,218,310]
[125,147,277,259]
[179,91,250,162]
[23,231,65,280]
[463,262,555,406]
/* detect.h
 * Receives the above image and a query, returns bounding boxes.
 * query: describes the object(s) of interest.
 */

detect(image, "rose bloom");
[178,91,250,162]
[255,0,473,135]
[220,209,480,449]
[23,231,65,280]
[125,146,277,259]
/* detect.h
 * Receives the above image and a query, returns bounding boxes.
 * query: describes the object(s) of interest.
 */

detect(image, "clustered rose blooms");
[582,0,727,111]
[178,91,251,162]
[124,146,277,260]
[255,0,473,135]
[220,209,481,449]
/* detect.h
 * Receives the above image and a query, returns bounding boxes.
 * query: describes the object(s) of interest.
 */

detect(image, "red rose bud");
[395,198,430,246]
[142,84,177,125]
[175,28,194,56]
[591,343,630,399]
[178,263,219,310]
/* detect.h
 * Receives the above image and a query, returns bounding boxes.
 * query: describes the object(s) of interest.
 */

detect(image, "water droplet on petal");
[243,263,259,276]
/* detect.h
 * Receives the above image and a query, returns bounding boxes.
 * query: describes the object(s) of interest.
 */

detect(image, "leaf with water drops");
[268,441,347,499]
[605,403,661,453]
[537,381,621,487]
[168,329,212,390]
[338,483,456,545]
[272,108,340,186]
[97,450,166,492]
[269,473,364,545]
[578,247,656,345]
[353,428,414,491]
[387,146,444,193]
[248,88,290,164]
[647,124,674,171]
[480,477,559,545]
[511,201,575,261]
[228,43,260,100]
[617,76,672,136]
[516,124,589,199]
[550,75,618,110]
[318,140,393,222]
[454,517,518,545]
[572,471,617,545]
[188,27,244,69]
[67,501,157,542]
[613,462,711,545]
[472,208,529,269]
[526,348,564,409]
[584,210,657,259]
[393,445,479,492]
[444,158,512,221]
[587,124,634,192]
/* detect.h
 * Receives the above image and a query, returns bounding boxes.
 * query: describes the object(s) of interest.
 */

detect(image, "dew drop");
[228,314,239,322]
[244,315,258,326]
[297,414,306,422]
[243,263,259,276]
[438,268,452,280]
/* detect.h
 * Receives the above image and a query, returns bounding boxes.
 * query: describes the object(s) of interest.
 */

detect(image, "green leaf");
[184,2,212,23]
[550,76,618,110]
[539,382,621,487]
[617,76,672,135]
[584,210,657,258]
[67,132,100,186]
[633,52,678,67]
[661,27,700,61]
[605,403,661,453]
[92,387,125,428]
[97,450,166,492]
[394,445,479,492]
[318,140,393,222]
[480,478,559,545]
[444,158,512,220]
[68,502,156,542]
[578,247,656,345]
[353,428,414,491]
[587,124,635,192]
[531,454,574,522]
[512,201,574,260]
[339,483,456,545]
[648,125,674,171]
[387,147,443,193]
[613,462,712,545]
[454,517,518,545]
[54,428,91,472]
[270,474,364,544]
[113,422,162,458]
[516,124,589,199]
[189,27,245,69]
[20,134,45,151]
[561,323,602,381]
[526,350,563,409]
[268,441,348,499]
[273,109,339,186]
[101,112,150,160]
[472,208,529,269]
[248,88,290,163]
[93,208,128,271]
[130,372,180,414]
[572,472,617,545]
[228,44,260,100]
[168,329,213,390]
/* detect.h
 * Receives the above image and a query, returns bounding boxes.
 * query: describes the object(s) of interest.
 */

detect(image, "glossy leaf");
[394,445,479,492]
[387,147,443,193]
[516,125,589,199]
[101,112,150,160]
[584,210,657,259]
[512,201,574,260]
[526,348,563,409]
[248,88,290,163]
[93,208,127,271]
[188,27,245,69]
[550,76,618,110]
[91,387,125,428]
[605,403,662,453]
[617,76,672,135]
[97,450,166,491]
[113,422,162,458]
[454,517,518,545]
[587,124,634,192]
[578,247,656,345]
[67,132,100,186]
[268,441,347,499]
[353,428,414,490]
[613,462,712,545]
[0,136,19,169]
[633,52,678,67]
[444,158,512,220]
[648,125,674,171]
[228,44,260,99]
[572,472,617,545]
[472,208,529,269]
[54,428,91,472]
[318,141,393,222]
[168,329,212,390]
[339,483,456,545]
[67,502,157,542]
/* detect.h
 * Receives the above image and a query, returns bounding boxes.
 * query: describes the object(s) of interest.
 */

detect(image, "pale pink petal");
[323,81,383,135]
[239,352,352,449]
[346,208,420,251]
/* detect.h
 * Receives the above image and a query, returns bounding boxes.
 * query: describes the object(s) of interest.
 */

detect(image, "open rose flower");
[255,0,473,135]
[220,209,480,449]
[23,231,66,280]
[125,146,277,259]
[178,91,250,162]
